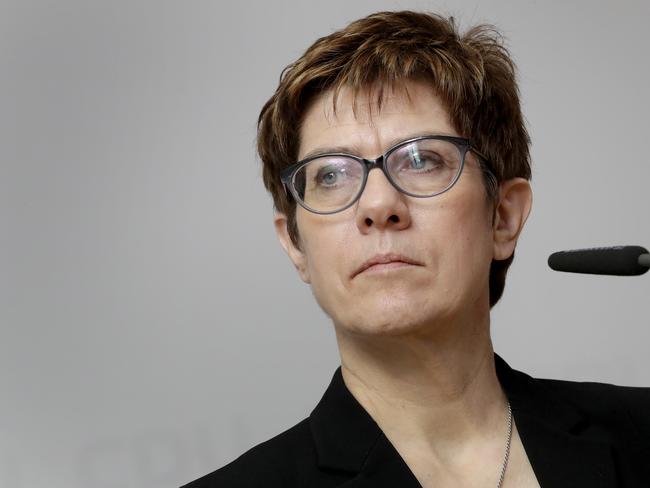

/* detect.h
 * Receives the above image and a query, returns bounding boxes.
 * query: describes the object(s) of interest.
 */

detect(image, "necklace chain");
[496,401,513,488]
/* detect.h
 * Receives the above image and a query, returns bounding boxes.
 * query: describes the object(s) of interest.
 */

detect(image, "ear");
[274,211,311,284]
[492,178,533,261]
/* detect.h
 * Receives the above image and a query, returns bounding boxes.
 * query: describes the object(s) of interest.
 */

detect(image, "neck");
[334,313,507,461]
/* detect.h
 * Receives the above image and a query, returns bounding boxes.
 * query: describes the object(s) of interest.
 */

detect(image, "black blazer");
[183,354,650,487]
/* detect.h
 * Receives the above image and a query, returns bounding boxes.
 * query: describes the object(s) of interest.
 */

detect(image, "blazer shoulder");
[180,417,314,488]
[534,375,650,438]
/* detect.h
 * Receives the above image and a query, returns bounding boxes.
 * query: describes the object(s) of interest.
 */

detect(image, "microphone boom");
[548,246,650,276]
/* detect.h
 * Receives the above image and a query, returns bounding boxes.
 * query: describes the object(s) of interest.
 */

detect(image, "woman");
[183,11,650,487]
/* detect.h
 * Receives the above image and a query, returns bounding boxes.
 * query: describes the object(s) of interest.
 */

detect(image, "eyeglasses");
[280,135,492,214]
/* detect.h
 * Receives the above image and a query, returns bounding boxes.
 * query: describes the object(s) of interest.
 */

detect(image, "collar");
[308,353,629,487]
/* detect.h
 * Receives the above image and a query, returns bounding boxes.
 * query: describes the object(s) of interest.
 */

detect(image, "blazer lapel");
[309,366,421,486]
[513,409,617,486]
[495,354,619,487]
[336,434,422,487]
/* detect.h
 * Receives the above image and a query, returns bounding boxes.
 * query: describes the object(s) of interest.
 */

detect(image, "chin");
[333,301,453,338]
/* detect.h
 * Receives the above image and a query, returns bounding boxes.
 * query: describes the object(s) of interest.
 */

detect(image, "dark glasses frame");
[280,135,493,215]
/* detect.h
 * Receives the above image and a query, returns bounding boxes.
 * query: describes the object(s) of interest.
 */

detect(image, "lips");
[352,253,422,278]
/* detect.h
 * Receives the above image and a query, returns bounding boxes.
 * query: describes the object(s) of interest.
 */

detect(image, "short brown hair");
[257,11,531,307]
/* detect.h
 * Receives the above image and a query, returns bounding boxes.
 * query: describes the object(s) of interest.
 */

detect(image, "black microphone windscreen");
[548,246,649,276]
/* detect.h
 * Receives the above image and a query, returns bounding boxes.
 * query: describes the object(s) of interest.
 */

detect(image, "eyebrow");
[299,131,459,160]
[300,145,358,160]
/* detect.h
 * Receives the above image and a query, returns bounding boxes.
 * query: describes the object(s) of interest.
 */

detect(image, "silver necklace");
[496,401,513,488]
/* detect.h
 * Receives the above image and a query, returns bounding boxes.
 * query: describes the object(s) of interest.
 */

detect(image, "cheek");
[299,226,356,321]
[418,190,494,276]
[297,211,354,286]
[453,202,494,292]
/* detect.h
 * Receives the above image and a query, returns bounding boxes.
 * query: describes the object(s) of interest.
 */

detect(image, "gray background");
[2,1,649,487]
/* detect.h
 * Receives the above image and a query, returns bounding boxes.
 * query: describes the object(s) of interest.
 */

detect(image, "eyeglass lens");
[291,138,464,213]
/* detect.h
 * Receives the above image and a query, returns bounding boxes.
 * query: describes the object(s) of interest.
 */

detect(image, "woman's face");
[276,80,515,337]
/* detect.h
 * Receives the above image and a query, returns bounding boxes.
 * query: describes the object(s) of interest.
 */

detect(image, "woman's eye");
[315,166,343,186]
[404,151,442,171]
[410,155,427,169]
[320,171,338,184]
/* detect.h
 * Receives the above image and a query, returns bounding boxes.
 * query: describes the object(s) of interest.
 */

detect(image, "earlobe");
[273,211,311,284]
[492,178,533,261]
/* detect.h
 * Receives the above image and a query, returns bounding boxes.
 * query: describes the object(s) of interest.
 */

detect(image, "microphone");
[548,246,650,276]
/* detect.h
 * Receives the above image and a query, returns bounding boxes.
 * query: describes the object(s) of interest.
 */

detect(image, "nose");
[355,168,411,234]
